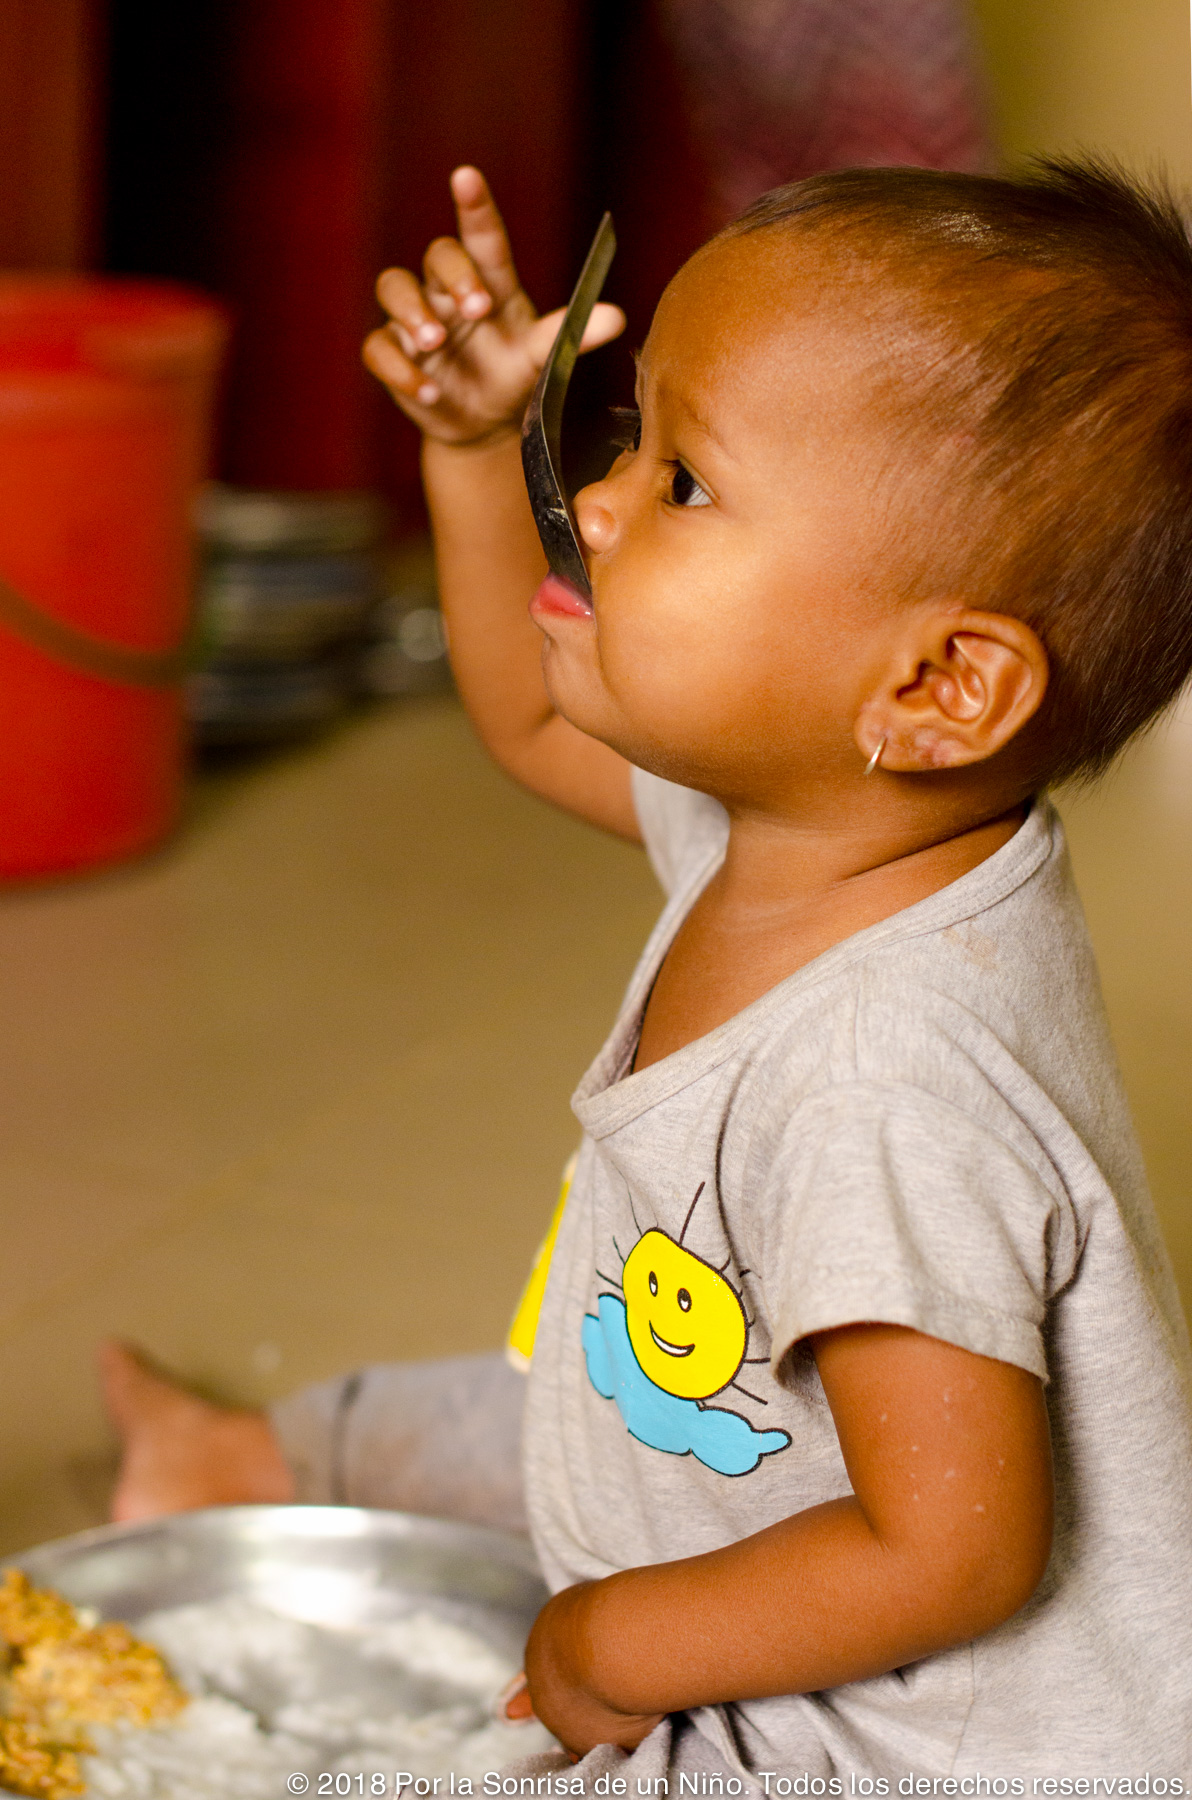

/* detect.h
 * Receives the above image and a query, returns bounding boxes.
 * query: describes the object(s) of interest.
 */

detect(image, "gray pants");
[269,1351,528,1535]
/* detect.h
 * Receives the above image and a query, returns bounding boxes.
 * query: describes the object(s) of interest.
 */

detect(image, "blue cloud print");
[582,1293,790,1477]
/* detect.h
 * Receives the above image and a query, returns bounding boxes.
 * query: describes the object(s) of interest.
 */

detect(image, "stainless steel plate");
[16,1505,547,1655]
[6,1508,552,1790]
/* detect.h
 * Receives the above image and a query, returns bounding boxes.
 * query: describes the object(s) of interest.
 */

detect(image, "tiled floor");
[0,691,1188,1555]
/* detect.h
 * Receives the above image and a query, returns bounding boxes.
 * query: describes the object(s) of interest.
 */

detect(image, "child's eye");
[669,464,711,509]
[610,405,641,452]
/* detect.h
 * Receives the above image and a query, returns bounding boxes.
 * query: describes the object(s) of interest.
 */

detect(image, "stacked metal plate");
[189,487,387,745]
[357,537,450,699]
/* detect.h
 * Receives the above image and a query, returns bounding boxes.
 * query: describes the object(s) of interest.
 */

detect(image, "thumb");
[525,302,626,370]
[579,302,627,354]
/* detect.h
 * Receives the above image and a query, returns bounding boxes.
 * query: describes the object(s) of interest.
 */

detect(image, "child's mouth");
[529,575,594,622]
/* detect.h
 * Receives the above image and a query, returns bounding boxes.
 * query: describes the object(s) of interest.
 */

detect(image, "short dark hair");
[730,159,1192,786]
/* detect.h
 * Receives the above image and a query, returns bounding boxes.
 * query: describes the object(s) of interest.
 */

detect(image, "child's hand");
[523,1580,664,1758]
[363,166,625,449]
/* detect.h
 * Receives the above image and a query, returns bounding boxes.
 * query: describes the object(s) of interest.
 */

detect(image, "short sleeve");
[630,767,729,898]
[761,1083,1078,1383]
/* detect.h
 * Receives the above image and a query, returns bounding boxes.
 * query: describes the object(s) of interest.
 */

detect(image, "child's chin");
[542,657,607,734]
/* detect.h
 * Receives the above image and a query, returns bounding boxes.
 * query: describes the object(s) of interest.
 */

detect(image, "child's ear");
[855,610,1049,774]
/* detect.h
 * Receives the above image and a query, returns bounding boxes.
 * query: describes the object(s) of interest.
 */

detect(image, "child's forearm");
[422,433,553,760]
[524,1326,1053,1754]
[532,1496,1021,1727]
[424,434,638,835]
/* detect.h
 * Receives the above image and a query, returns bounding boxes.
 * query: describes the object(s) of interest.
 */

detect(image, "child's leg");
[100,1342,526,1534]
[272,1352,527,1533]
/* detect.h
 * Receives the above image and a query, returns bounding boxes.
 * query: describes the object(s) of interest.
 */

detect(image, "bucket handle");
[0,571,193,688]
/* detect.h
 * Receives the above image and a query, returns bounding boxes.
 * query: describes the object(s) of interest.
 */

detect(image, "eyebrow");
[673,389,735,458]
[634,351,737,461]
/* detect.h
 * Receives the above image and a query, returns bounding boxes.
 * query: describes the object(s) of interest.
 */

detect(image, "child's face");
[530,229,928,807]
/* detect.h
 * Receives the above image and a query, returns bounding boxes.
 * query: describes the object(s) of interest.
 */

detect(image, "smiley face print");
[581,1181,791,1477]
[622,1229,747,1400]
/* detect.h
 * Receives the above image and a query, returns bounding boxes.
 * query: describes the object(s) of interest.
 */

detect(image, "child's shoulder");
[639,783,1139,1228]
[809,794,1103,1093]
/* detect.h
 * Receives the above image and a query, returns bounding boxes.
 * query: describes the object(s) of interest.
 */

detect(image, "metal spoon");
[520,213,617,601]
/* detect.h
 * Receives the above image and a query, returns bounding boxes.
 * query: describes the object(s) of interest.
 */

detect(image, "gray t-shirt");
[522,771,1192,1778]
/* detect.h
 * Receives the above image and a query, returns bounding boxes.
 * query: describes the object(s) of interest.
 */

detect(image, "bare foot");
[99,1340,295,1523]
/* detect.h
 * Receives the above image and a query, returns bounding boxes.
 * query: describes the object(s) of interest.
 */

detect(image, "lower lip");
[529,575,593,621]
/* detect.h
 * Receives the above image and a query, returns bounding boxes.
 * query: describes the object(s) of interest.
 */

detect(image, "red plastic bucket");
[0,278,227,879]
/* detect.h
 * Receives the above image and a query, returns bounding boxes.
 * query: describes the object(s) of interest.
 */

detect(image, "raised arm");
[363,168,640,840]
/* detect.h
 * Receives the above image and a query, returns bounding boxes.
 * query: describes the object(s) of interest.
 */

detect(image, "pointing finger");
[450,166,524,310]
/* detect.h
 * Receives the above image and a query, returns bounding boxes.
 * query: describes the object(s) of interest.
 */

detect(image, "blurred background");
[0,0,1188,1552]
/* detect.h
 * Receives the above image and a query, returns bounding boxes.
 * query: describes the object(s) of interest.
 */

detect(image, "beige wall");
[971,0,1192,184]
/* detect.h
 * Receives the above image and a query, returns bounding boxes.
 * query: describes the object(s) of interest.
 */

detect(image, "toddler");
[105,158,1192,1780]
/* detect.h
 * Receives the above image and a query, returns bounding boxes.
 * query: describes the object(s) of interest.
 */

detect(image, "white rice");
[57,1596,555,1799]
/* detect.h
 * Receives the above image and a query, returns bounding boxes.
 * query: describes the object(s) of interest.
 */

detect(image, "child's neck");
[632,794,1028,1074]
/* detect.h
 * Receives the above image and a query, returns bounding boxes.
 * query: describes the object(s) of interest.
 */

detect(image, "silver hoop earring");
[863,735,887,777]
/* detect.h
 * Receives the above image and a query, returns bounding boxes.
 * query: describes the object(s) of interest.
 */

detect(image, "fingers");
[362,327,439,407]
[450,165,523,308]
[365,168,623,439]
[376,234,494,354]
[498,1672,536,1722]
[423,235,493,322]
[375,266,447,355]
[371,168,536,381]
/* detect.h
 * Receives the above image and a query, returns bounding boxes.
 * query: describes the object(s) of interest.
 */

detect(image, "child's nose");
[573,481,618,556]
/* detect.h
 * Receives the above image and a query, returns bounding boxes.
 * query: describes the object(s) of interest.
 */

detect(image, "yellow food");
[0,1721,83,1800]
[0,1569,188,1798]
[0,1576,79,1653]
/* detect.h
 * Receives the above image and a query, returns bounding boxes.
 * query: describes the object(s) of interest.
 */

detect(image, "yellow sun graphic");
[598,1180,769,1404]
[622,1227,748,1400]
